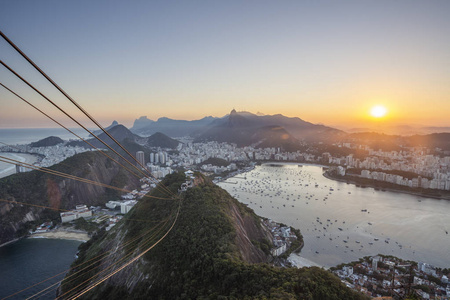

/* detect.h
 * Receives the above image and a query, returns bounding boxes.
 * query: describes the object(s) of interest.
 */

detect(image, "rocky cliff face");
[0,151,139,245]
[59,174,366,300]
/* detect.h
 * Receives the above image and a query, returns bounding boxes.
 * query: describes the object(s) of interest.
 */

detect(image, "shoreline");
[0,238,22,248]
[288,253,324,269]
[0,152,40,179]
[323,172,450,201]
[29,229,90,242]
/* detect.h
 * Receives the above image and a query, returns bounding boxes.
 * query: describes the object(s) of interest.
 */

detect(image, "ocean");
[0,238,82,300]
[218,163,450,268]
[0,128,92,178]
[0,128,91,145]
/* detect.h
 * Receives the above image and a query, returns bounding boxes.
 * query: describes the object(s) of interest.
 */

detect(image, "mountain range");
[130,110,343,150]
[131,116,217,137]
[127,110,450,151]
[68,125,181,152]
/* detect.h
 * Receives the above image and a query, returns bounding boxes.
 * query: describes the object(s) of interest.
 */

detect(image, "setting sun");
[370,105,387,118]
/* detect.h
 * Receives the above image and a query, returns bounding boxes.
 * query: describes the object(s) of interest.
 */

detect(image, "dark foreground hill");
[0,151,139,245]
[60,173,367,299]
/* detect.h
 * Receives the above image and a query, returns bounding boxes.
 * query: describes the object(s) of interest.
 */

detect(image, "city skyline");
[1,0,450,130]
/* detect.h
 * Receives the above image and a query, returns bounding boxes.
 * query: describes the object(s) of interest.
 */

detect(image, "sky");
[0,0,449,130]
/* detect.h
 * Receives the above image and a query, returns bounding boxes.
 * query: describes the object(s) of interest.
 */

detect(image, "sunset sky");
[1,0,449,130]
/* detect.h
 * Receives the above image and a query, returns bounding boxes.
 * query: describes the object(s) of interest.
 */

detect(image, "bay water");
[218,163,450,268]
[0,238,81,299]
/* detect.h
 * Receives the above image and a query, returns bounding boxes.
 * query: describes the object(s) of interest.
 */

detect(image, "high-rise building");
[159,151,166,164]
[150,153,154,163]
[136,151,145,167]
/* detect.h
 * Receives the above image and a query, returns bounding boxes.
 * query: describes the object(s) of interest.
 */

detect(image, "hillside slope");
[146,132,180,149]
[0,151,139,245]
[60,174,367,299]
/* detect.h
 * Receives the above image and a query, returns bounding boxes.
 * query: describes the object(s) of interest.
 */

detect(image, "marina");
[218,163,450,268]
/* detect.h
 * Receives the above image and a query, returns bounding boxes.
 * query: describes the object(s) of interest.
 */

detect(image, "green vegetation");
[73,218,98,234]
[146,132,180,149]
[62,173,367,299]
[200,157,230,167]
[0,151,138,245]
[30,136,64,147]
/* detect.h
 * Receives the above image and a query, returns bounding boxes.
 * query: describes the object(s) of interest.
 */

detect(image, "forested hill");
[30,136,64,147]
[60,173,367,299]
[0,151,139,245]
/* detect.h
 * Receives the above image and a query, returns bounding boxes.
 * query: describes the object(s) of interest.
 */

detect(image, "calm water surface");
[0,238,81,299]
[218,163,450,268]
[0,128,91,145]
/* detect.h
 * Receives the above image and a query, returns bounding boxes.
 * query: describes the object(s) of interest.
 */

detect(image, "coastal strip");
[288,253,323,268]
[0,152,39,179]
[323,171,450,201]
[30,229,89,242]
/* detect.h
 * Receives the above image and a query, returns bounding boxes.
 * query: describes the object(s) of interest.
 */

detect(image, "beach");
[288,253,322,268]
[0,152,40,179]
[30,228,90,242]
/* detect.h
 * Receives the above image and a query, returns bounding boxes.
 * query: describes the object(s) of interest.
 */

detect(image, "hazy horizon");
[1,1,450,130]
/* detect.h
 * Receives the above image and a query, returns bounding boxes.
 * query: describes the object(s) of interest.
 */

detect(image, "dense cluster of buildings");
[333,256,450,299]
[263,219,299,257]
[0,143,90,169]
[105,200,137,214]
[172,141,248,167]
[60,205,92,223]
[3,134,450,192]
[359,169,450,190]
[136,150,172,167]
[323,144,450,191]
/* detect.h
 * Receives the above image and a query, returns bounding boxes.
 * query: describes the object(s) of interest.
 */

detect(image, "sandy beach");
[288,253,322,268]
[0,152,40,179]
[30,229,90,242]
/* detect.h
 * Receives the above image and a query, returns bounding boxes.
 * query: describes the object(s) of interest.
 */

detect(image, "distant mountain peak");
[137,116,153,121]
